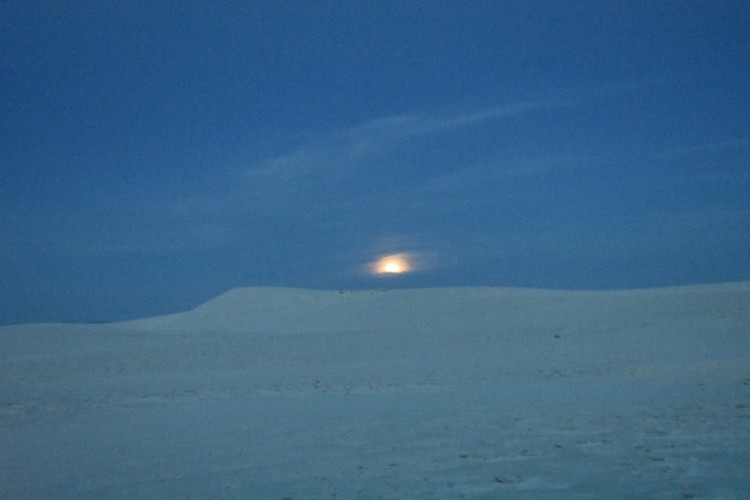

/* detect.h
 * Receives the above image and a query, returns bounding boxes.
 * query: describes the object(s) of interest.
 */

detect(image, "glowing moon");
[383,260,405,273]
[370,253,412,275]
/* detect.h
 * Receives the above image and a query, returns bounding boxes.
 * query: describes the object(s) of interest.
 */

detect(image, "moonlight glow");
[370,253,412,275]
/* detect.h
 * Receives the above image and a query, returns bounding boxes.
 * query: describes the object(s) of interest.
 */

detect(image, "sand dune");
[2,283,749,498]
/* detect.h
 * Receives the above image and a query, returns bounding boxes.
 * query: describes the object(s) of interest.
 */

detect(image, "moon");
[370,253,412,275]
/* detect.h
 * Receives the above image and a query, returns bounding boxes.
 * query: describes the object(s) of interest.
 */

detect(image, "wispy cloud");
[236,100,578,225]
[245,100,571,182]
[420,156,582,194]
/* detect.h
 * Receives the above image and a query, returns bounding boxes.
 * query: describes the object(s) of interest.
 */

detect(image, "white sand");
[1,283,749,498]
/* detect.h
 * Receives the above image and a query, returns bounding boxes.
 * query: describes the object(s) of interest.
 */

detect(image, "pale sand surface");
[1,283,749,498]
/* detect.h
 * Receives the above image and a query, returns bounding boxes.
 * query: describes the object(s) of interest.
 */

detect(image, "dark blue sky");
[2,1,749,324]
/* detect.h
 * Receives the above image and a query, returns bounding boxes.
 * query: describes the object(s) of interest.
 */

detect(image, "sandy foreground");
[1,283,749,498]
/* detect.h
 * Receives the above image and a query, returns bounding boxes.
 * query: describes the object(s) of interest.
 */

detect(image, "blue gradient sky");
[2,1,749,324]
